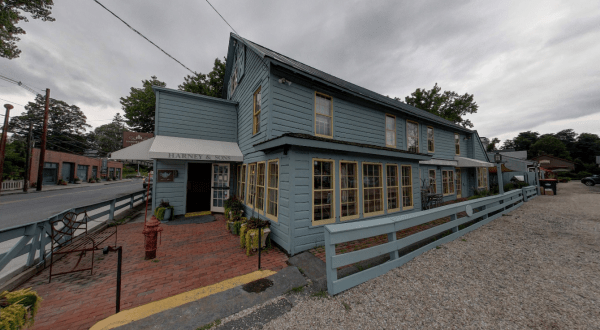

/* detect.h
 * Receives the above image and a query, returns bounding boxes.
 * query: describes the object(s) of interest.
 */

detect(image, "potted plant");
[57,179,67,185]
[154,200,174,222]
[0,287,43,329]
[106,177,112,181]
[95,177,101,183]
[242,217,271,256]
[74,178,81,184]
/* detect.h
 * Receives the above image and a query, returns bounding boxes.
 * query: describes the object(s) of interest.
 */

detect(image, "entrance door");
[456,168,462,198]
[77,165,88,182]
[43,162,58,184]
[211,163,230,213]
[186,163,212,213]
[62,162,74,183]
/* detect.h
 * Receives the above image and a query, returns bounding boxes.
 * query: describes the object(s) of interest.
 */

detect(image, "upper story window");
[230,68,238,97]
[407,121,419,153]
[455,133,460,155]
[340,161,359,221]
[427,127,434,152]
[313,159,335,225]
[385,114,396,147]
[253,87,262,135]
[363,163,384,217]
[315,93,333,138]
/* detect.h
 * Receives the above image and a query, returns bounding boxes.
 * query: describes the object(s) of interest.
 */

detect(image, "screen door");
[211,163,230,212]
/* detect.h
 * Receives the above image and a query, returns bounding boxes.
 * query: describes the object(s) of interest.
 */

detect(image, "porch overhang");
[419,159,458,167]
[454,156,495,168]
[148,135,243,162]
[109,137,154,165]
[254,133,432,161]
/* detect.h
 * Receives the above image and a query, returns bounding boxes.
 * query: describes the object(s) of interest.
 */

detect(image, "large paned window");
[247,163,257,206]
[237,164,246,202]
[442,170,455,195]
[386,164,400,212]
[363,163,384,216]
[455,133,460,155]
[428,169,437,193]
[313,159,335,225]
[477,167,488,188]
[340,161,359,221]
[256,162,266,211]
[427,127,434,152]
[385,114,396,147]
[407,121,419,153]
[253,87,262,135]
[266,160,279,221]
[315,93,333,138]
[401,165,413,209]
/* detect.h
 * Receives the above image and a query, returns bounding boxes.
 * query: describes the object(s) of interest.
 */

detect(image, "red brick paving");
[19,214,288,330]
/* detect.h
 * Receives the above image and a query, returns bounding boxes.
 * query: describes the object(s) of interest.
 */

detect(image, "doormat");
[166,215,216,225]
[185,211,212,217]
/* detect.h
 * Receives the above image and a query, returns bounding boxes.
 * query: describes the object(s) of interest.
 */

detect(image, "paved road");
[0,180,145,230]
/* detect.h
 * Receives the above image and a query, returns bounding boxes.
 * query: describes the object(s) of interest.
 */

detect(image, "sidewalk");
[0,179,135,196]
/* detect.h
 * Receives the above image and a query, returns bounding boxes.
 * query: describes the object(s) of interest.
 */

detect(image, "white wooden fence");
[1,180,24,191]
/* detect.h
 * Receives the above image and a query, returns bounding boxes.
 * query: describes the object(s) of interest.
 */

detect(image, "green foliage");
[530,135,570,159]
[288,286,304,294]
[196,318,221,330]
[0,288,42,329]
[88,114,129,157]
[121,76,166,133]
[245,217,269,230]
[240,225,247,248]
[1,140,26,180]
[312,290,328,299]
[245,228,267,256]
[401,83,478,128]
[153,205,174,221]
[179,57,227,98]
[513,131,540,151]
[572,133,600,164]
[486,137,500,152]
[0,0,54,59]
[468,188,494,200]
[578,171,592,179]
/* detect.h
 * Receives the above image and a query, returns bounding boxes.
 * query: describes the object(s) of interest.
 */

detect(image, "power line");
[0,74,42,96]
[92,0,196,75]
[205,0,238,35]
[0,98,25,107]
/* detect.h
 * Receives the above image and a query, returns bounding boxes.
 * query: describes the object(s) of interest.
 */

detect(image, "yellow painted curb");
[90,269,277,330]
[185,211,212,217]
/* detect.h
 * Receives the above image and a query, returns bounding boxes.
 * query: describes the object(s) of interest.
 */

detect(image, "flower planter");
[164,208,173,221]
[245,227,270,256]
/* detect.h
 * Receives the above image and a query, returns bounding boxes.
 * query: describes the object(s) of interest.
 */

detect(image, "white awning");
[419,159,458,167]
[454,156,495,168]
[148,135,243,162]
[109,137,154,161]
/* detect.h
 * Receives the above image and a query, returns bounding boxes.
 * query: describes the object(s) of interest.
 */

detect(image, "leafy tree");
[554,129,577,151]
[88,113,129,156]
[529,135,570,159]
[501,139,516,150]
[401,83,478,128]
[121,76,166,133]
[9,94,91,154]
[486,137,500,152]
[178,57,226,98]
[572,133,600,164]
[1,139,26,180]
[0,0,55,59]
[513,131,539,152]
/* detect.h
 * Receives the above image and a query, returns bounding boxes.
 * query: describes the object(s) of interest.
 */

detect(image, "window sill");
[386,145,397,149]
[364,211,385,218]
[314,133,333,139]
[387,208,401,213]
[266,213,278,222]
[402,206,414,211]
[340,215,360,221]
[311,218,336,227]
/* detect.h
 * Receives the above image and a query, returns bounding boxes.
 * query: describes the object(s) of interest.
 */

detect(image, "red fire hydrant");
[142,215,163,259]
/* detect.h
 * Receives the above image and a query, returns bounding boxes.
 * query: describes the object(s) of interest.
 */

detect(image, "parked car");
[581,174,600,186]
[143,172,153,189]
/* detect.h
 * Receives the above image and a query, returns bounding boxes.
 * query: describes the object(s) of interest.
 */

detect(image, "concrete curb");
[0,179,136,196]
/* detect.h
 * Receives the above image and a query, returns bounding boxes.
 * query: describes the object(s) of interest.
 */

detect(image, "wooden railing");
[323,186,538,295]
[0,189,151,282]
[1,180,23,191]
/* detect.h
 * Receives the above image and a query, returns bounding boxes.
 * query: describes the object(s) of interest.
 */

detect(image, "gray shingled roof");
[232,33,472,133]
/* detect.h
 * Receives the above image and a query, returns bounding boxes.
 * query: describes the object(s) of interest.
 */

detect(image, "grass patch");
[342,302,351,311]
[196,319,221,330]
[152,259,160,263]
[298,267,305,275]
[287,286,304,294]
[435,246,441,249]
[312,290,328,299]
[461,238,467,242]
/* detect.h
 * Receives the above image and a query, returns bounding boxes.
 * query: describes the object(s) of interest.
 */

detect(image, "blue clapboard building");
[144,33,493,255]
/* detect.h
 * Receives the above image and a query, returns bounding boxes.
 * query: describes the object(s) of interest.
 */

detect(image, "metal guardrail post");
[109,199,116,221]
[130,194,134,209]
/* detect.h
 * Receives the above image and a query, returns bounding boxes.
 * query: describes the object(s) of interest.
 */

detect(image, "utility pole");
[36,89,50,191]
[23,122,33,192]
[0,104,13,195]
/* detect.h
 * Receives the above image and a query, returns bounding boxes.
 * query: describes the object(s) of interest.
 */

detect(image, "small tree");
[121,76,166,133]
[529,135,570,159]
[0,0,55,59]
[178,57,226,98]
[486,138,500,152]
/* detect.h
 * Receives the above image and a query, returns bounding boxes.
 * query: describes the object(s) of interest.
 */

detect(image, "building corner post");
[497,163,504,195]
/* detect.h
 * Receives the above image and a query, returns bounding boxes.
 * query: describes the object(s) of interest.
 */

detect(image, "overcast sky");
[1,0,599,143]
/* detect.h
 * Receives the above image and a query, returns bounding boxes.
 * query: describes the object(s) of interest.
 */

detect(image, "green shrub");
[0,288,42,330]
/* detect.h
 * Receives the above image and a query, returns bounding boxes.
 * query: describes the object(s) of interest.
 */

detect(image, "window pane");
[407,121,419,151]
[386,116,395,130]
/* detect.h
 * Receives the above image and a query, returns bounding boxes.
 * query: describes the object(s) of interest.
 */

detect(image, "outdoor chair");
[49,211,117,282]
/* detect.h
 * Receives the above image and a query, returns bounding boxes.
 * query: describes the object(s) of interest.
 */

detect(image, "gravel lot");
[262,182,600,329]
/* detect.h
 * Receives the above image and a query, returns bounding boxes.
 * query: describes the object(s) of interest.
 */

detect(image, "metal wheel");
[584,181,594,186]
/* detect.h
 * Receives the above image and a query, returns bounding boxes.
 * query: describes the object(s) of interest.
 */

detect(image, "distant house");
[530,155,575,172]
[487,152,534,172]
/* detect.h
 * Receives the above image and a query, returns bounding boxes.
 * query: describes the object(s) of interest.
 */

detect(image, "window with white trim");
[407,121,419,153]
[363,163,383,216]
[401,165,413,209]
[256,162,265,211]
[313,159,335,225]
[385,114,396,147]
[386,164,400,212]
[340,161,359,220]
[315,93,333,137]
[266,160,279,221]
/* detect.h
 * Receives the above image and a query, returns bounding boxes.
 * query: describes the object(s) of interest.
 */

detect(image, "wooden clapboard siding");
[154,160,187,215]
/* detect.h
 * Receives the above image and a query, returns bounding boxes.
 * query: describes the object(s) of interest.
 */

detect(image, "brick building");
[29,148,123,186]
[530,154,575,172]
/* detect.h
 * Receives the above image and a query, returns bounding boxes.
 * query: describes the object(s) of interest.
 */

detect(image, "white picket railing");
[1,180,23,191]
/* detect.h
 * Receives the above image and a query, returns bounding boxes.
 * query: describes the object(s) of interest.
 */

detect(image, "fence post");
[130,194,134,209]
[450,213,458,233]
[109,199,116,221]
[25,224,43,267]
[522,187,528,202]
[324,228,337,295]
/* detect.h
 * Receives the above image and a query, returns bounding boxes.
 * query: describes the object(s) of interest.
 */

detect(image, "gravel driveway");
[262,182,600,329]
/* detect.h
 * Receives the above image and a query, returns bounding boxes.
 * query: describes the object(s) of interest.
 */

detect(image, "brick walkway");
[19,214,288,330]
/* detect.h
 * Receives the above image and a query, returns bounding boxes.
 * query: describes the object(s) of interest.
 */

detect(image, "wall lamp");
[278,78,292,86]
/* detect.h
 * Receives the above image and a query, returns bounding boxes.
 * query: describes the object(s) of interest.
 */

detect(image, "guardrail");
[323,186,538,295]
[0,189,151,282]
[1,180,23,191]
